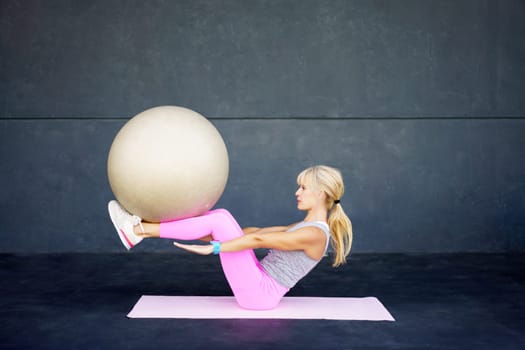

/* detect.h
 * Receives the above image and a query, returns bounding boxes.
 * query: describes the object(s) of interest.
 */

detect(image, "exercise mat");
[127,296,395,321]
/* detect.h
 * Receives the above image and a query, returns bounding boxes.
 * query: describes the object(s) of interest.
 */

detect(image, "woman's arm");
[174,226,326,257]
[198,224,298,244]
[223,228,324,252]
[242,224,297,235]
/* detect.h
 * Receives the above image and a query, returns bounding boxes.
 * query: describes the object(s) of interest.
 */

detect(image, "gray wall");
[1,0,524,253]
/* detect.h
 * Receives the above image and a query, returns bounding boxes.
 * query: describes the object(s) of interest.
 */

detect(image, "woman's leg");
[158,209,288,309]
[134,222,213,242]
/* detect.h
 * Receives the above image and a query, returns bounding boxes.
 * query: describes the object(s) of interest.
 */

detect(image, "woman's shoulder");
[287,221,329,233]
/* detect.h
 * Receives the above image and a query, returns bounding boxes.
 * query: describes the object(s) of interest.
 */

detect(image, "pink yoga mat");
[127,296,395,321]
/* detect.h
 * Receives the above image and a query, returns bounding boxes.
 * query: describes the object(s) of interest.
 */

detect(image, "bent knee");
[210,208,231,216]
[209,208,236,223]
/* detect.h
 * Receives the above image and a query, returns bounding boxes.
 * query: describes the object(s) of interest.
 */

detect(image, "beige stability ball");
[107,106,229,222]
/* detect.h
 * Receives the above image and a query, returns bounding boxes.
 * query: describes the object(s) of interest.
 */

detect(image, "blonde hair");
[297,165,353,267]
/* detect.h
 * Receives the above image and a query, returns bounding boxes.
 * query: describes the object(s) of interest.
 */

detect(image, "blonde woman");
[108,165,352,310]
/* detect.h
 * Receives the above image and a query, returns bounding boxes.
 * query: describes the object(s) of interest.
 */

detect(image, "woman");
[108,165,352,310]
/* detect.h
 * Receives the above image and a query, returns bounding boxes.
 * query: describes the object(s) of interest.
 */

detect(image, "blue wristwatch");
[210,241,221,255]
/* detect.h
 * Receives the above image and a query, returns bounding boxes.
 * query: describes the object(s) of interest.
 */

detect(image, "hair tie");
[334,199,340,204]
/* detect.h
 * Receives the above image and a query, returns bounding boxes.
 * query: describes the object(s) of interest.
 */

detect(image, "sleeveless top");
[259,221,331,288]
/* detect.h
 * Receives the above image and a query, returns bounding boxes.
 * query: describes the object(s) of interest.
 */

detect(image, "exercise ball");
[107,106,229,222]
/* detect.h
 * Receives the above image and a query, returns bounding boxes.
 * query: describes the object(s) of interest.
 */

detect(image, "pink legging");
[159,208,289,310]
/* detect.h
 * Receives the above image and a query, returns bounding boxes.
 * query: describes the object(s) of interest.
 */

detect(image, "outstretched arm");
[195,224,298,244]
[242,225,296,235]
[174,226,326,258]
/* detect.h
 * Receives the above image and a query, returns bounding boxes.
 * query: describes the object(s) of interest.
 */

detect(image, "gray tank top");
[260,221,330,288]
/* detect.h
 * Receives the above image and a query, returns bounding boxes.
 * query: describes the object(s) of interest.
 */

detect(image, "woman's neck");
[304,208,328,223]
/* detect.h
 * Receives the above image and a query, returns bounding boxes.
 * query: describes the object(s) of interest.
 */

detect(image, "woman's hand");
[173,242,214,255]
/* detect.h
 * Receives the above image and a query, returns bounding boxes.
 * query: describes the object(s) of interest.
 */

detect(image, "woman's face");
[295,180,324,211]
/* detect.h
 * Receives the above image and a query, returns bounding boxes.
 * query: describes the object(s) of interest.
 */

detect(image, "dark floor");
[0,252,524,350]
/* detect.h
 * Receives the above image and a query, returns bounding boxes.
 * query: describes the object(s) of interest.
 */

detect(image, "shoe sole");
[108,201,133,250]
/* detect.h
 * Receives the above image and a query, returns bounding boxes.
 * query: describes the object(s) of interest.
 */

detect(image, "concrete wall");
[1,0,524,252]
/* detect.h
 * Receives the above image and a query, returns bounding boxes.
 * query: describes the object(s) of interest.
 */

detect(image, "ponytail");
[297,165,353,267]
[328,202,353,267]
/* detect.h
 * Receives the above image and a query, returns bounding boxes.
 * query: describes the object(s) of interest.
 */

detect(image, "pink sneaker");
[108,200,144,250]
